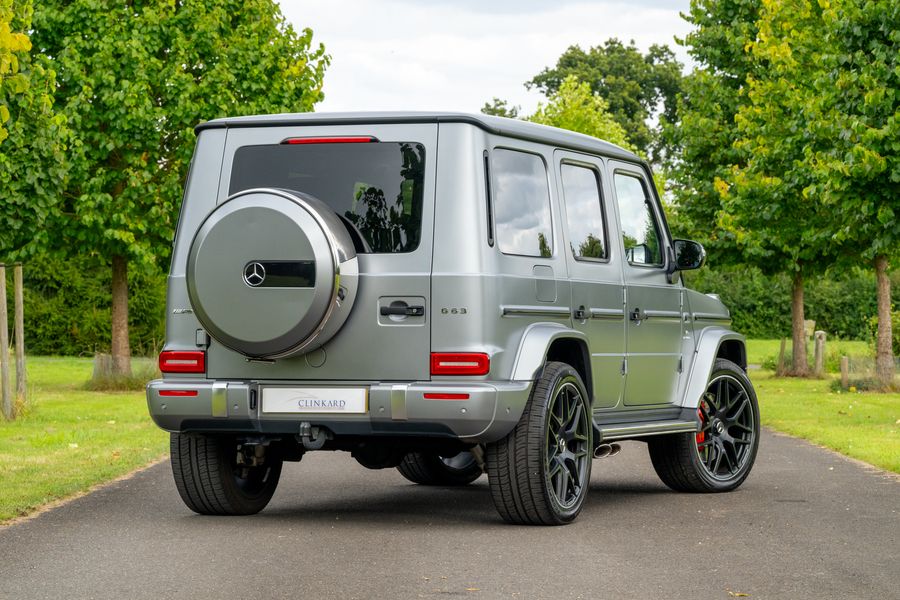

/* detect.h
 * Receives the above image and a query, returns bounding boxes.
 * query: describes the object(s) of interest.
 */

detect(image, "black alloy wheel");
[545,380,592,509]
[695,374,756,480]
[486,361,593,525]
[648,358,760,493]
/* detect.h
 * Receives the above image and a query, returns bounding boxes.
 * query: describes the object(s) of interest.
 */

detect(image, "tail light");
[159,350,206,374]
[159,389,199,397]
[430,353,490,376]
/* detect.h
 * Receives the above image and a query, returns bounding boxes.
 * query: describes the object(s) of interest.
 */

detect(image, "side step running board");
[597,420,698,442]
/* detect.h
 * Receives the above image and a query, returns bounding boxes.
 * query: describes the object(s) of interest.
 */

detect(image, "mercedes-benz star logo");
[243,262,266,287]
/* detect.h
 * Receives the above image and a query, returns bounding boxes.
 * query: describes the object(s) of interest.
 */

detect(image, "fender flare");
[681,327,747,408]
[510,323,592,391]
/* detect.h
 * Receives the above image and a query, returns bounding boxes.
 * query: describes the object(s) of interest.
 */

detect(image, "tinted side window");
[492,149,552,257]
[561,164,607,260]
[229,142,425,253]
[614,173,662,266]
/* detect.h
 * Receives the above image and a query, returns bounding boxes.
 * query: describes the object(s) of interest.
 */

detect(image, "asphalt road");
[1,429,897,600]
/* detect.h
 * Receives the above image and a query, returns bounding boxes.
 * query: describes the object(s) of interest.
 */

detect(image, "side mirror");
[672,239,707,271]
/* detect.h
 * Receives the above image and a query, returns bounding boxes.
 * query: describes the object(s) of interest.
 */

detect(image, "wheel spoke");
[565,403,583,438]
[712,444,723,474]
[548,459,563,480]
[722,442,737,474]
[556,467,569,502]
[728,395,749,423]
[734,422,753,433]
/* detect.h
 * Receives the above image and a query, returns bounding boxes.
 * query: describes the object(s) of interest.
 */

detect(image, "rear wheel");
[170,433,283,515]
[649,358,760,492]
[396,451,482,486]
[486,361,592,525]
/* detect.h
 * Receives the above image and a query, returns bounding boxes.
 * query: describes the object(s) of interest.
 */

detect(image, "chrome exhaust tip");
[608,443,622,457]
[593,444,612,459]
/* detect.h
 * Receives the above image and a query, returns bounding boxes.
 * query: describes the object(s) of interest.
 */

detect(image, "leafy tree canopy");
[664,0,760,266]
[0,0,67,256]
[31,0,330,268]
[481,97,519,119]
[529,39,682,161]
[528,76,634,153]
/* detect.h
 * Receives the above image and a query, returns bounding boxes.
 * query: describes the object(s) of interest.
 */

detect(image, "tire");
[648,358,760,493]
[485,361,593,525]
[170,433,283,515]
[396,451,482,486]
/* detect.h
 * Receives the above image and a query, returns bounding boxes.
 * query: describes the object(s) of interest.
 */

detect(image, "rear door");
[609,161,683,406]
[554,150,625,409]
[206,123,437,381]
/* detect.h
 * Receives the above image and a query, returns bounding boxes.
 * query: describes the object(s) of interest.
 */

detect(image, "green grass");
[745,338,871,368]
[0,357,167,523]
[751,370,900,473]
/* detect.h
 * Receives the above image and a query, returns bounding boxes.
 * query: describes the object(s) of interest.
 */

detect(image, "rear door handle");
[380,305,425,317]
[629,308,646,323]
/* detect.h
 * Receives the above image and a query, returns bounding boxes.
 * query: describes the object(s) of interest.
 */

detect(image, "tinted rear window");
[229,142,425,253]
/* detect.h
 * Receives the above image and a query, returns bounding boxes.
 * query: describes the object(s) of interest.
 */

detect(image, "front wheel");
[649,358,760,492]
[486,361,593,525]
[170,433,283,515]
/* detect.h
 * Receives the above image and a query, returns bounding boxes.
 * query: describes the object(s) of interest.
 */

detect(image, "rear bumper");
[146,379,532,444]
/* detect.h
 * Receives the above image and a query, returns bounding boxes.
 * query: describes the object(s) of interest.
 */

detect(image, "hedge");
[8,254,166,356]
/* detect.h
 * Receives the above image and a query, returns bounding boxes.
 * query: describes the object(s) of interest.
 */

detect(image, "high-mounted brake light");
[281,136,378,145]
[159,350,206,374]
[159,389,199,397]
[430,353,490,376]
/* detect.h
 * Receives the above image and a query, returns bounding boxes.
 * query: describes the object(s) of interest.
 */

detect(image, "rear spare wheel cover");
[186,188,358,358]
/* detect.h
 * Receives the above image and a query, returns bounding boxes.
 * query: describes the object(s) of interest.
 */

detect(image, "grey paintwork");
[148,111,746,445]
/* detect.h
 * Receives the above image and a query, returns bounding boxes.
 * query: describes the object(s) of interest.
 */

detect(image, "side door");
[554,151,625,409]
[608,161,683,407]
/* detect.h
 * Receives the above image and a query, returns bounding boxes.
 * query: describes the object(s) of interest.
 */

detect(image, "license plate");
[261,387,367,414]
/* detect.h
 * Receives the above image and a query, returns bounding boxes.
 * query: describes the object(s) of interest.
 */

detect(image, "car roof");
[195,111,642,163]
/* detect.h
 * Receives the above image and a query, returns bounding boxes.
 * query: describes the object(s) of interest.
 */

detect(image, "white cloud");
[279,0,693,115]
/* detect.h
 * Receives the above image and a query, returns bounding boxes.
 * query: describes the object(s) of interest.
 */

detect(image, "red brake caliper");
[695,403,706,445]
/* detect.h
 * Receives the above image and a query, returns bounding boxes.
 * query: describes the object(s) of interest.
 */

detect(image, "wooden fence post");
[0,264,11,420]
[813,330,826,378]
[13,263,25,407]
[840,356,849,390]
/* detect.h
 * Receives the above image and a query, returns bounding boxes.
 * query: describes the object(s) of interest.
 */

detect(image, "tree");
[791,0,900,386]
[665,0,834,374]
[721,0,842,377]
[32,0,329,375]
[481,98,519,119]
[528,76,634,152]
[529,39,682,161]
[0,0,67,257]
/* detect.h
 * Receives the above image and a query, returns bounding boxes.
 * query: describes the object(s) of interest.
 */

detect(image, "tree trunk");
[790,269,808,376]
[874,255,894,387]
[110,255,132,376]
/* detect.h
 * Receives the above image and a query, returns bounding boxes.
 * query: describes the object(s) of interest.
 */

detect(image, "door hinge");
[677,357,683,373]
[621,358,628,376]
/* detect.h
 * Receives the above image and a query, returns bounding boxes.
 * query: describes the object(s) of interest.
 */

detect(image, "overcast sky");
[280,0,694,115]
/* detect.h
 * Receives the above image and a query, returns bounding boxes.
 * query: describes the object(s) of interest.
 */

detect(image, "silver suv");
[148,112,760,525]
